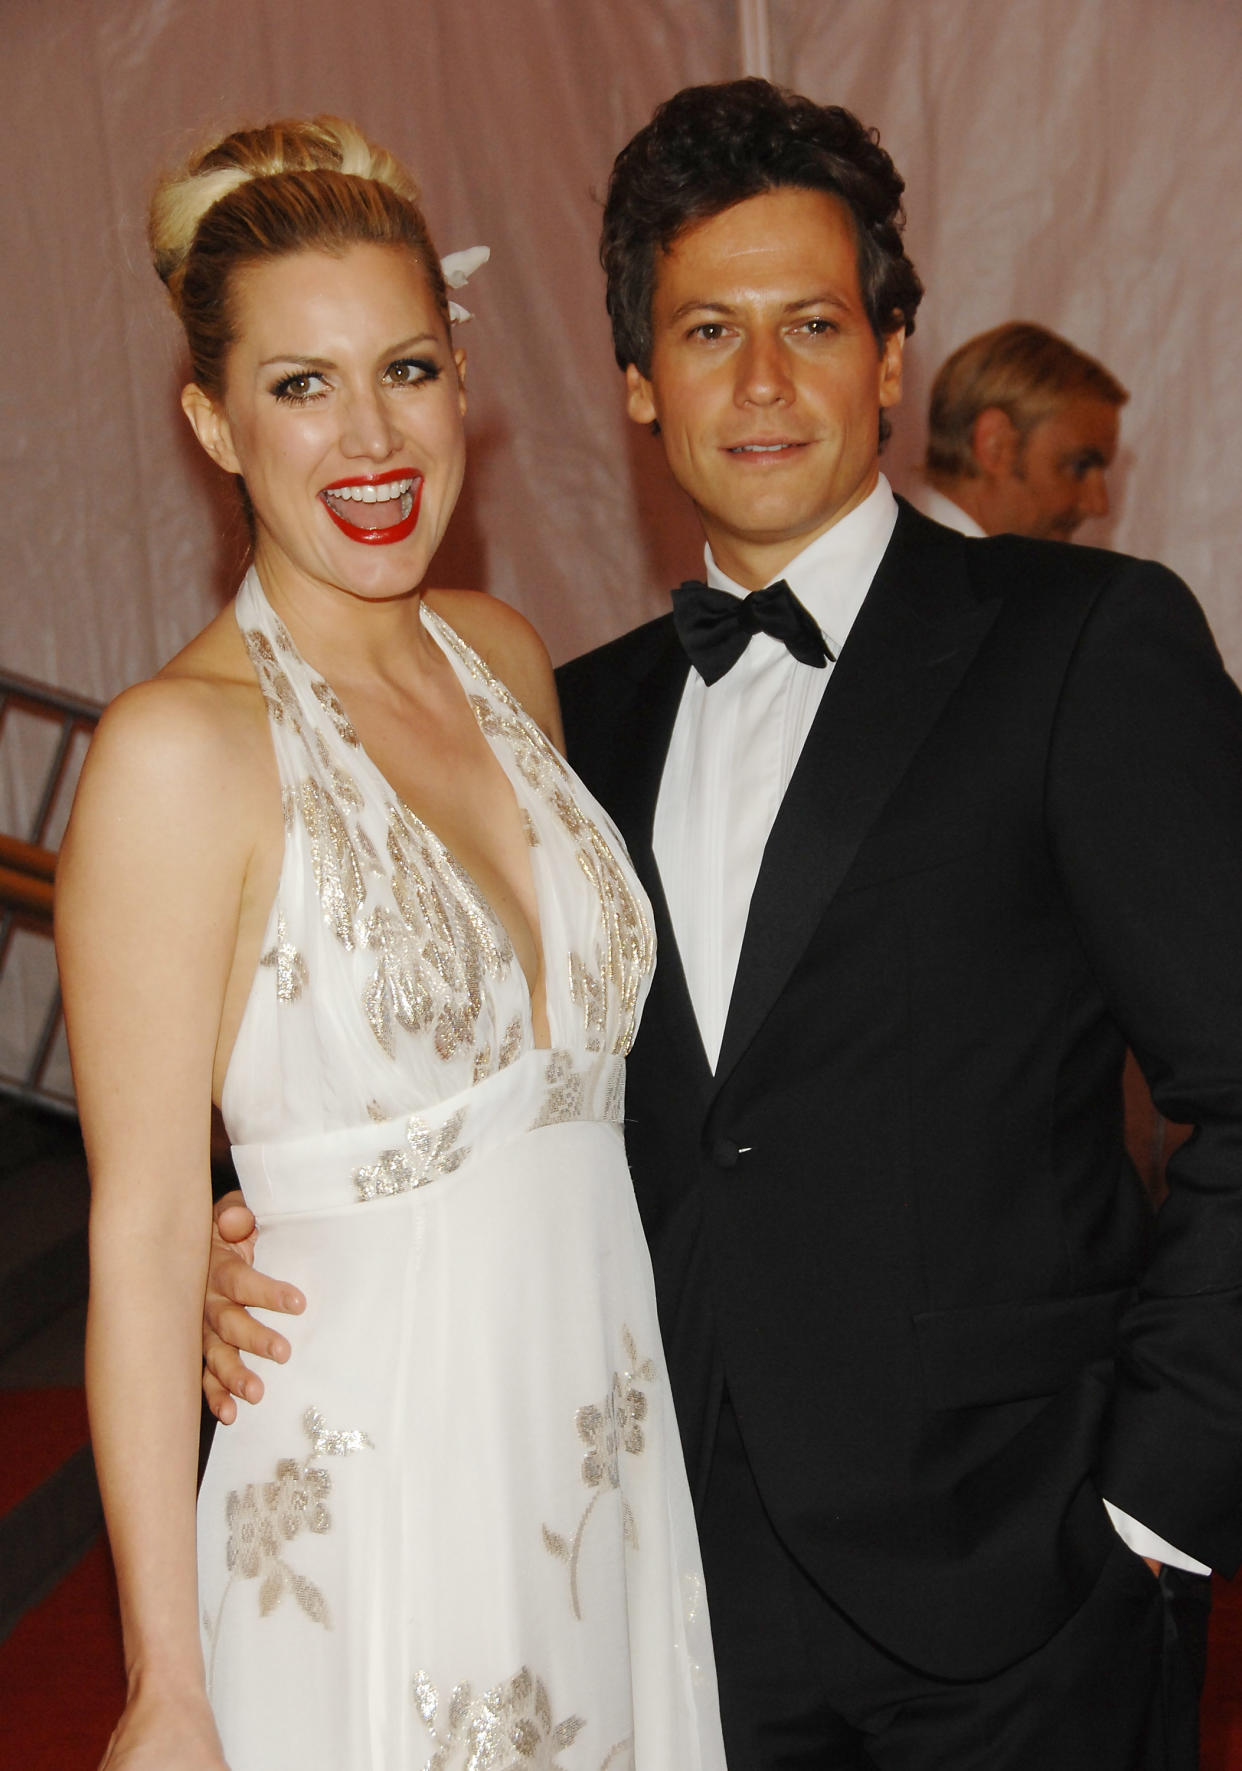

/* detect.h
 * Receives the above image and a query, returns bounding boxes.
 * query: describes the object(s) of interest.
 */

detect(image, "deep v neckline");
[345,602,552,1049]
[408,604,551,1046]
[244,582,553,1049]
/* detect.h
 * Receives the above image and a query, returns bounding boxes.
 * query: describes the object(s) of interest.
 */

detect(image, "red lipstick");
[320,468,422,546]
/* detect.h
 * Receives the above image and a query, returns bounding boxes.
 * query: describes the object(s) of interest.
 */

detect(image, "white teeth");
[734,444,788,453]
[325,477,413,503]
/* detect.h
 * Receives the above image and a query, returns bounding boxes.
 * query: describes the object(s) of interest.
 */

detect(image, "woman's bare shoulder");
[83,603,268,811]
[425,588,562,747]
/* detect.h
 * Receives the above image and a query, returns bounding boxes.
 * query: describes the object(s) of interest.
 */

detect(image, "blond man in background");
[913,320,1127,541]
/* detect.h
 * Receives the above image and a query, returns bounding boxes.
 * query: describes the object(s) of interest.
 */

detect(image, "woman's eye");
[387,357,440,387]
[272,372,326,405]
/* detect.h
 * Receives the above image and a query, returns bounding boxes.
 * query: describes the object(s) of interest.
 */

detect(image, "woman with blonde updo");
[57,117,724,1771]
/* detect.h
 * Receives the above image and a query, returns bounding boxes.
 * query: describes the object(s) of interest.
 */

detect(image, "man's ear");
[181,383,241,475]
[878,327,905,410]
[971,407,1020,479]
[624,363,658,428]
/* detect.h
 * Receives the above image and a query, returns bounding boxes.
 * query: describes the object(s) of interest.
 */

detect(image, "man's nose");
[735,331,794,405]
[1081,470,1110,520]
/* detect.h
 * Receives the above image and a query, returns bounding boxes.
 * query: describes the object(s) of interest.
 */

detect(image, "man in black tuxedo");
[204,81,1242,1769]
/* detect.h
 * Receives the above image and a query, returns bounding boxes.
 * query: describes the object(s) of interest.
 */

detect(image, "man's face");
[985,394,1120,541]
[624,187,904,589]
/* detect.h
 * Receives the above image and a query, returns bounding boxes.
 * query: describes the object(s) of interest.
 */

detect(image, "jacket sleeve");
[1045,556,1242,1572]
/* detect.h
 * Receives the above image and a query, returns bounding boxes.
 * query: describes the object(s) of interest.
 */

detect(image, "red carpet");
[0,1386,89,1513]
[1204,1574,1242,1771]
[0,1536,124,1769]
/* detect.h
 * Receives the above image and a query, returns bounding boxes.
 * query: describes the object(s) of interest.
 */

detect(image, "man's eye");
[802,317,837,335]
[690,324,728,342]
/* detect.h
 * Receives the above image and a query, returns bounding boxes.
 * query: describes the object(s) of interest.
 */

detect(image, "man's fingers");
[203,1365,239,1425]
[203,1332,267,1405]
[209,1248,304,1318]
[214,1198,258,1249]
[204,1295,294,1364]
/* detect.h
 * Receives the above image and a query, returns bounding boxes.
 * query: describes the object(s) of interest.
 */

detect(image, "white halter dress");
[197,569,724,1771]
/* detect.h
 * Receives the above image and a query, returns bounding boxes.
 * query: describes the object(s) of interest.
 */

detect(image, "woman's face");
[184,242,466,607]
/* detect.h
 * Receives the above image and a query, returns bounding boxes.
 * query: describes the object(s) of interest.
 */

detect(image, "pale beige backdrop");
[3,0,1241,1088]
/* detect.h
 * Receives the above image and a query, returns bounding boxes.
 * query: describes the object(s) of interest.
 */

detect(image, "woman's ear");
[181,384,241,474]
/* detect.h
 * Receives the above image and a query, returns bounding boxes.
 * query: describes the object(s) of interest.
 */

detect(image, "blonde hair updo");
[149,115,449,396]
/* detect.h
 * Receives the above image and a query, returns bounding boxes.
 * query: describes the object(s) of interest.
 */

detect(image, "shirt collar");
[917,482,987,539]
[703,475,899,659]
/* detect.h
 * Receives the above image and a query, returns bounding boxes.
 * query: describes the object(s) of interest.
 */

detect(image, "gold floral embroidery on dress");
[532,1051,584,1130]
[414,1664,620,1771]
[202,1407,373,1694]
[311,676,360,747]
[499,1015,525,1070]
[569,954,606,1054]
[312,728,366,811]
[603,1063,625,1127]
[542,1327,655,1620]
[268,612,298,657]
[353,1105,470,1202]
[242,628,305,735]
[355,822,385,877]
[260,910,309,1003]
[426,612,654,1057]
[472,1012,524,1085]
[360,904,437,1056]
[296,776,367,950]
[375,801,513,1062]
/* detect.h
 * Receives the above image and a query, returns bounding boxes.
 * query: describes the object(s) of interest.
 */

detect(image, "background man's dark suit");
[557,501,1242,1681]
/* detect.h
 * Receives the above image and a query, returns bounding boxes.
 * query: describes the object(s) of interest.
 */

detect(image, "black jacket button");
[711,1137,740,1169]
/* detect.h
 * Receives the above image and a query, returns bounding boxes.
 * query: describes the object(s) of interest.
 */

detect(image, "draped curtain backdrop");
[3,0,1239,1085]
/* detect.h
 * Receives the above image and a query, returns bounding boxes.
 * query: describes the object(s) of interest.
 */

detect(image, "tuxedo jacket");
[557,501,1242,1679]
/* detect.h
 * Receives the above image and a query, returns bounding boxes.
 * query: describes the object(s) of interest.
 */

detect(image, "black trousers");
[698,1399,1210,1771]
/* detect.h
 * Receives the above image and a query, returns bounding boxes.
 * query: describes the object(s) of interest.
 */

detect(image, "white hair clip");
[440,245,490,325]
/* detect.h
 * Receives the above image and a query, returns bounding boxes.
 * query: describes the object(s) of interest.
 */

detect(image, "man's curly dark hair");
[600,79,923,378]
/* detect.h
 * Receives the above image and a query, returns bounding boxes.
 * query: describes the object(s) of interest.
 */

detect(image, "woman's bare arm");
[58,677,262,1768]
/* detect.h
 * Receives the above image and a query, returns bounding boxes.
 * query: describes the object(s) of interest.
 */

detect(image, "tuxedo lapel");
[713,508,1002,1088]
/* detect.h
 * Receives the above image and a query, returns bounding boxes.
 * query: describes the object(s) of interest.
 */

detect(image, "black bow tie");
[671,577,834,685]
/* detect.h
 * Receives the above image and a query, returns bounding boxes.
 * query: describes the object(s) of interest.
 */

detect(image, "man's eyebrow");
[664,291,853,325]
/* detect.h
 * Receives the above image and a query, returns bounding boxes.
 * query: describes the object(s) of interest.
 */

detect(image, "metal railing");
[0,668,104,1115]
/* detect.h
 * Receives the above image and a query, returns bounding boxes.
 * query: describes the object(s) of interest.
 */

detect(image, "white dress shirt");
[651,472,1208,1577]
[653,475,898,1071]
[908,479,987,538]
